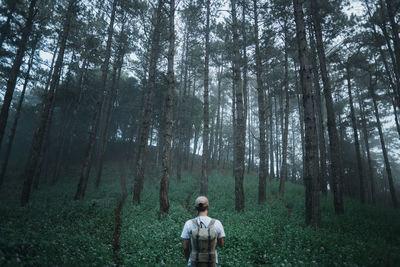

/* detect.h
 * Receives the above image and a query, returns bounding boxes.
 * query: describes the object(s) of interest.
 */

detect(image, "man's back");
[181,216,225,266]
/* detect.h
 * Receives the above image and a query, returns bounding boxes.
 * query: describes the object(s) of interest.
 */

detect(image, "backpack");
[189,218,217,267]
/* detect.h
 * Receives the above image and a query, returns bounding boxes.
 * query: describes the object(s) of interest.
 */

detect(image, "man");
[181,196,225,267]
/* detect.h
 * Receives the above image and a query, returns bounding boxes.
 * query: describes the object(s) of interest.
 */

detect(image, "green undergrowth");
[118,171,400,266]
[1,164,399,266]
[0,165,123,266]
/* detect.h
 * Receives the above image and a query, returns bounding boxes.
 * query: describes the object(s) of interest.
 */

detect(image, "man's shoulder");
[211,218,223,225]
[184,218,196,227]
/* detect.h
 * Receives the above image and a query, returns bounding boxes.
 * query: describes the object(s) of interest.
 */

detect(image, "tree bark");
[200,0,211,196]
[357,89,376,204]
[74,0,117,200]
[369,73,398,208]
[94,55,123,189]
[279,26,290,196]
[241,0,248,174]
[309,29,328,196]
[213,66,223,168]
[0,39,36,190]
[269,87,275,181]
[159,0,175,215]
[20,0,75,206]
[95,20,127,189]
[0,0,37,154]
[311,0,344,214]
[231,0,245,212]
[346,64,365,203]
[133,0,164,204]
[293,0,321,227]
[52,57,88,184]
[253,0,267,203]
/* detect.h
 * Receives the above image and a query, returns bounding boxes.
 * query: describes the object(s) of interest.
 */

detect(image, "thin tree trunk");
[269,87,275,181]
[309,29,328,196]
[293,0,321,227]
[213,66,223,169]
[218,95,224,167]
[311,0,344,214]
[291,118,296,182]
[95,20,127,189]
[94,56,123,189]
[52,58,88,184]
[133,0,164,204]
[231,0,245,212]
[279,27,290,196]
[346,64,365,203]
[160,0,175,215]
[0,40,36,190]
[0,0,37,153]
[20,0,75,206]
[241,1,248,174]
[176,30,189,182]
[369,73,398,208]
[357,88,376,203]
[200,0,211,195]
[253,0,267,203]
[74,0,117,200]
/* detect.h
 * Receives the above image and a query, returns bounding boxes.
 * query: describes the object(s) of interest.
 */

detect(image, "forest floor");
[0,163,399,266]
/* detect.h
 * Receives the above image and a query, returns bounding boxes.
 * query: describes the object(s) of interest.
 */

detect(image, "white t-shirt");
[181,216,225,264]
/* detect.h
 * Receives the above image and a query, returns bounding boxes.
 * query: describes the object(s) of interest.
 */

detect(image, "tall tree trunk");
[279,27,290,196]
[357,89,376,204]
[94,56,123,189]
[218,95,224,167]
[369,73,398,208]
[0,0,37,154]
[253,0,267,204]
[160,0,175,215]
[176,31,189,182]
[295,63,305,181]
[0,39,36,190]
[74,0,117,200]
[200,0,211,195]
[274,95,280,180]
[133,0,164,204]
[309,29,328,196]
[241,0,248,174]
[213,66,223,169]
[346,64,365,203]
[20,0,75,206]
[269,87,275,181]
[293,0,321,227]
[231,0,245,212]
[95,20,127,189]
[52,58,88,184]
[311,0,344,214]
[291,118,296,182]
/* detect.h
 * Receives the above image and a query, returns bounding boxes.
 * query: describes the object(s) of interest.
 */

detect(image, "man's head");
[194,196,209,212]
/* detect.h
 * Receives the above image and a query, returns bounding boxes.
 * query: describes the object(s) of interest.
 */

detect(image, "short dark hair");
[195,203,208,212]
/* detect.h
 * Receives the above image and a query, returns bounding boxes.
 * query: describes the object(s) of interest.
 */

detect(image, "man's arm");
[183,239,190,261]
[217,237,224,248]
